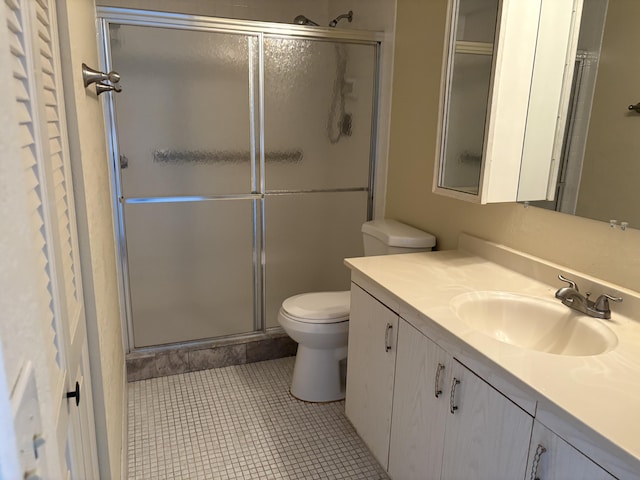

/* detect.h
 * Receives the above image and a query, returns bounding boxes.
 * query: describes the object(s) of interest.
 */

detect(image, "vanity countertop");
[345,234,640,478]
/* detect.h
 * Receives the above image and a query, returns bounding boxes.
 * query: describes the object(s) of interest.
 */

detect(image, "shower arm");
[329,11,353,28]
[294,10,353,28]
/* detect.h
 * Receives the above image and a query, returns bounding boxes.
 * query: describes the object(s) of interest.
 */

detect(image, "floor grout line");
[127,357,388,480]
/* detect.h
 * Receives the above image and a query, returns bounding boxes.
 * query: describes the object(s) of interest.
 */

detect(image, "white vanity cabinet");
[388,318,533,480]
[526,422,617,480]
[440,359,533,479]
[388,319,451,479]
[345,283,398,468]
[434,0,583,203]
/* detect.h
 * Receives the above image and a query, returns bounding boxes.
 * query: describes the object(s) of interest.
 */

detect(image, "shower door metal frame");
[96,7,383,353]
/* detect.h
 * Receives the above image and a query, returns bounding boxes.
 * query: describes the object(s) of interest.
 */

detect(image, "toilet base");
[290,345,347,402]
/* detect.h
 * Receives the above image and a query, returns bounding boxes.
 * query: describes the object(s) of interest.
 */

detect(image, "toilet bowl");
[279,219,436,402]
[278,291,350,402]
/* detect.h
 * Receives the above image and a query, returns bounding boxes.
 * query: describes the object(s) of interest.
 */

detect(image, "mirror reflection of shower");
[293,11,355,144]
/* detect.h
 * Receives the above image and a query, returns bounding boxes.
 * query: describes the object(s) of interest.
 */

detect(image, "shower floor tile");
[128,357,389,479]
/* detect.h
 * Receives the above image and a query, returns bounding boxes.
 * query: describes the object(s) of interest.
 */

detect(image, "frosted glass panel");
[124,200,256,347]
[263,38,376,190]
[110,25,257,197]
[439,0,498,194]
[441,53,493,193]
[264,192,368,328]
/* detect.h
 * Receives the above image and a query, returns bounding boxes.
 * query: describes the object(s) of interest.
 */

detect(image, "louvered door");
[4,0,98,478]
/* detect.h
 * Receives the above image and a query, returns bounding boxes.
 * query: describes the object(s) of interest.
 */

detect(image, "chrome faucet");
[555,275,622,320]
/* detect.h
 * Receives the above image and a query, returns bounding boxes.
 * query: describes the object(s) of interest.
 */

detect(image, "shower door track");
[97,7,382,353]
[97,7,384,43]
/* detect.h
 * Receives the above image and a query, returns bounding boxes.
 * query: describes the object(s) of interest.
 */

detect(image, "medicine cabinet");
[434,0,583,204]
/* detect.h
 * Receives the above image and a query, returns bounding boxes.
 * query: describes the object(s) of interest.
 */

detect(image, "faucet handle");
[594,294,623,313]
[558,274,579,291]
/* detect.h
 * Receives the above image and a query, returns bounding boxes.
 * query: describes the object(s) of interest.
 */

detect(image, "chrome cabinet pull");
[384,323,393,352]
[529,444,547,480]
[449,378,460,414]
[434,363,445,398]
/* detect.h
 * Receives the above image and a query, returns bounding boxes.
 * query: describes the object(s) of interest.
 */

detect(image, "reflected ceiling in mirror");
[531,0,640,230]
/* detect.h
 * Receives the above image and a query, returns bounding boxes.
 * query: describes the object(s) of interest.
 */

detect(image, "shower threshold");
[126,328,297,382]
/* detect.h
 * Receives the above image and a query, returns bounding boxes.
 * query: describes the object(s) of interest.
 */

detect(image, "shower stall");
[97,8,381,351]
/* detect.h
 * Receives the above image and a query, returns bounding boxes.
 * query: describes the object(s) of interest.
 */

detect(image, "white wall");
[56,1,126,478]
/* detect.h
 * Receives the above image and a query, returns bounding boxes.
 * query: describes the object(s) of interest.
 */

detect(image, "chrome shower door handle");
[384,323,393,352]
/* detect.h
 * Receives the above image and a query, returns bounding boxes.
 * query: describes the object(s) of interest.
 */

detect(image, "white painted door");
[3,0,99,477]
[526,421,616,480]
[345,283,398,469]
[441,360,533,480]
[388,319,451,480]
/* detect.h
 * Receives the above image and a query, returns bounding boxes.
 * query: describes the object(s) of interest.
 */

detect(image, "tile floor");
[128,357,389,479]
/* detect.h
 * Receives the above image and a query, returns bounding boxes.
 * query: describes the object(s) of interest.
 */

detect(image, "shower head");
[293,15,319,26]
[329,10,353,28]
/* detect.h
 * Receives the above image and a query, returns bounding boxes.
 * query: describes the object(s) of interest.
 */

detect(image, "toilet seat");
[281,291,350,323]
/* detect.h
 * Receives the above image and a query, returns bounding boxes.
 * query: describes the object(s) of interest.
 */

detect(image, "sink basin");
[450,292,618,356]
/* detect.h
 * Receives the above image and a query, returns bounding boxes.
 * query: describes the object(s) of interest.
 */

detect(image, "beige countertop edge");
[345,246,640,480]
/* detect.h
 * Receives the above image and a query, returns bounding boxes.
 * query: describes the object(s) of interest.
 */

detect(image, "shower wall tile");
[126,332,297,381]
[188,344,246,371]
[246,335,297,363]
[156,350,189,376]
[127,353,157,382]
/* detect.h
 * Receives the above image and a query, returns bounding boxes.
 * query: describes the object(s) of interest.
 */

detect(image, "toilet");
[278,219,436,402]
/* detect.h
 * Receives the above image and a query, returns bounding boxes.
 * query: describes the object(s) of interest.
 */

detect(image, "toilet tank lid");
[362,219,436,248]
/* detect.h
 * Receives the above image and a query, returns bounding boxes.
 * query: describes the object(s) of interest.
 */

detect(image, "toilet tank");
[361,219,436,256]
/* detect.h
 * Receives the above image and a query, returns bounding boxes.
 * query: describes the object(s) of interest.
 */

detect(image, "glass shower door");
[262,38,378,327]
[109,24,259,347]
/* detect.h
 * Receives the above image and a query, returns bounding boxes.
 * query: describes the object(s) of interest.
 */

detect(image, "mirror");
[533,0,640,230]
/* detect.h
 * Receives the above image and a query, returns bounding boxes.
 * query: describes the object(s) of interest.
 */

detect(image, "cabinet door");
[388,320,452,480]
[345,284,399,469]
[435,0,583,204]
[441,361,533,480]
[526,422,616,480]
